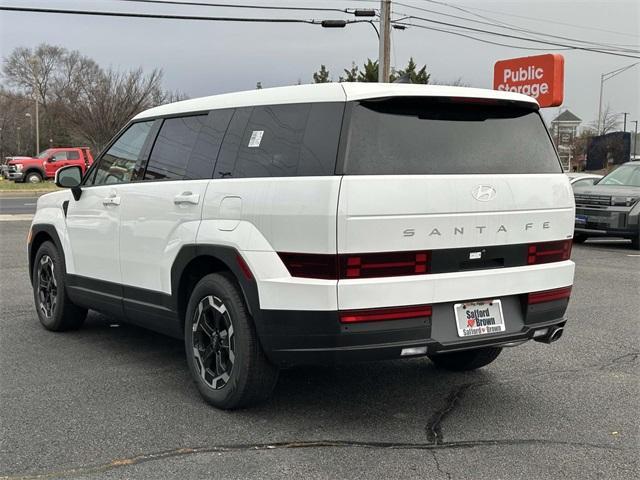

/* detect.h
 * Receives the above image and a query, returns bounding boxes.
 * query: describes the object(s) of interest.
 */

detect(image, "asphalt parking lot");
[0,218,638,480]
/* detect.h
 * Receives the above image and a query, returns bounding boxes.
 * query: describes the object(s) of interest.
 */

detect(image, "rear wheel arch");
[172,245,261,333]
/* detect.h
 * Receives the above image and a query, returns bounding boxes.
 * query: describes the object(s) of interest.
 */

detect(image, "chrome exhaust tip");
[534,326,564,344]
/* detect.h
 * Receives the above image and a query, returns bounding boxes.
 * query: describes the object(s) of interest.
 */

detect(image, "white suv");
[28,83,576,409]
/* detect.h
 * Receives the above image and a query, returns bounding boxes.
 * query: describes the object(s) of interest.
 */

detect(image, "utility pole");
[378,0,391,83]
[621,112,629,132]
[632,120,638,159]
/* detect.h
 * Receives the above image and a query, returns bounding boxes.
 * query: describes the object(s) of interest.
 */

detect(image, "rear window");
[344,98,561,175]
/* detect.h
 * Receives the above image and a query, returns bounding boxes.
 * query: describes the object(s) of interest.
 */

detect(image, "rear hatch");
[336,97,574,304]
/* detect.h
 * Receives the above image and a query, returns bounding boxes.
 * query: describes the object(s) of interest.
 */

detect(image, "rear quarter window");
[216,102,343,179]
[344,98,561,175]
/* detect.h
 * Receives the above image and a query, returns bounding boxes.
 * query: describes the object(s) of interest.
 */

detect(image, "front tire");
[184,273,278,409]
[428,347,502,371]
[631,230,640,250]
[25,171,42,183]
[32,241,87,331]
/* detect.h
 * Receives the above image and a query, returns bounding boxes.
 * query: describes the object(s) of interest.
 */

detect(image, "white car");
[28,83,576,409]
[566,172,602,188]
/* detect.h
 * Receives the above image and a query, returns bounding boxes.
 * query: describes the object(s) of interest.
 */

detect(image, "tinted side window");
[186,109,234,179]
[67,150,80,160]
[299,103,344,176]
[144,116,207,181]
[234,104,311,178]
[90,121,154,185]
[214,107,252,178]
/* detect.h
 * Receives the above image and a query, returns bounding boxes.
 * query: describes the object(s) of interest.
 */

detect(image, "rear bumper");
[257,294,569,366]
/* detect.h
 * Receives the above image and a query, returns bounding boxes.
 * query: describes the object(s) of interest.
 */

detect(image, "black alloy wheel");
[36,254,58,319]
[191,295,236,390]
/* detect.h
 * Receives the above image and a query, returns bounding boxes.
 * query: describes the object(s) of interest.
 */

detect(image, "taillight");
[527,240,572,265]
[277,252,337,280]
[277,250,431,280]
[340,305,432,324]
[339,250,430,279]
[527,286,572,305]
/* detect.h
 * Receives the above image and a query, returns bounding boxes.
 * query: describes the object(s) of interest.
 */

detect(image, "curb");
[0,190,57,198]
[0,214,34,221]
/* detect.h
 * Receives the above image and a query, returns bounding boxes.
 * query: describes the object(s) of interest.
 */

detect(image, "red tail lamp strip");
[340,305,433,324]
[277,251,431,280]
[527,240,572,265]
[527,286,572,305]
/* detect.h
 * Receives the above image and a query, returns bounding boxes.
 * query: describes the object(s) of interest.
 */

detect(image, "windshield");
[37,149,52,159]
[344,98,561,175]
[599,165,640,187]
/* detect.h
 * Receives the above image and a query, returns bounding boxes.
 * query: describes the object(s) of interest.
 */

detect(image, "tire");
[631,231,640,250]
[32,241,87,331]
[184,273,279,409]
[572,233,588,244]
[428,347,502,372]
[25,171,42,183]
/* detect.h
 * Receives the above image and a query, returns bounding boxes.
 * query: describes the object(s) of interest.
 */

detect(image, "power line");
[418,0,640,40]
[395,1,639,54]
[0,5,364,25]
[397,13,640,59]
[395,21,574,52]
[107,0,353,14]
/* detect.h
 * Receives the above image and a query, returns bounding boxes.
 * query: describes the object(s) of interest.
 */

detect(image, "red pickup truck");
[4,147,94,183]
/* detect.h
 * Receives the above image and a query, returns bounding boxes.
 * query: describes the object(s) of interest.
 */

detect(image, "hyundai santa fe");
[28,83,575,409]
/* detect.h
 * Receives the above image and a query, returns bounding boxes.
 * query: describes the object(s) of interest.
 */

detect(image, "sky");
[0,0,638,130]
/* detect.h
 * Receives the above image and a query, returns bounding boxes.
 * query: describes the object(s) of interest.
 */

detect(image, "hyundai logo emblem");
[471,185,497,202]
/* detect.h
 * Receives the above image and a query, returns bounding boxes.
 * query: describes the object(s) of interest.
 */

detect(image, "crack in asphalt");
[423,350,639,445]
[3,351,636,480]
[426,383,476,445]
[430,449,452,480]
[0,438,621,480]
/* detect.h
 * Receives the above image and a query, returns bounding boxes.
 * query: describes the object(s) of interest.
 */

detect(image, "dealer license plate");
[454,300,506,338]
[575,215,587,225]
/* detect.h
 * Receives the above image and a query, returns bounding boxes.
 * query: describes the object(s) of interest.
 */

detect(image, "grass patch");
[0,178,61,191]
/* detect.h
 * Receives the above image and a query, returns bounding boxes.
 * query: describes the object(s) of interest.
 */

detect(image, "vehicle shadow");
[76,311,499,442]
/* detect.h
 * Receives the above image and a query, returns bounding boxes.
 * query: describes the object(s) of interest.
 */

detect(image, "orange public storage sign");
[493,54,564,107]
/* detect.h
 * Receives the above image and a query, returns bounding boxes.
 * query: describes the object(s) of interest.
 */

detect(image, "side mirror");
[55,165,83,200]
[47,156,56,162]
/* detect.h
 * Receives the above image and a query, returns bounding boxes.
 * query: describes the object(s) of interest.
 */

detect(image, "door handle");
[102,194,121,206]
[174,192,200,205]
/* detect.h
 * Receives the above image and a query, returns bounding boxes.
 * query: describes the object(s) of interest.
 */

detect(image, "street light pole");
[597,62,639,134]
[378,0,391,83]
[25,113,33,155]
[35,97,40,156]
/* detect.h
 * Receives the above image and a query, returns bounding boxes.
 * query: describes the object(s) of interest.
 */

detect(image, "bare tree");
[57,67,168,151]
[2,43,181,154]
[591,104,621,135]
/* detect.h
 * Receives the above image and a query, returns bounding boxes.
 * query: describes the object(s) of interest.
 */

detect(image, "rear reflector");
[340,305,432,324]
[527,286,572,305]
[277,250,431,280]
[527,240,572,265]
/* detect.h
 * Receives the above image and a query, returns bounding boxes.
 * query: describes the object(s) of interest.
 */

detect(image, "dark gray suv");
[573,161,640,249]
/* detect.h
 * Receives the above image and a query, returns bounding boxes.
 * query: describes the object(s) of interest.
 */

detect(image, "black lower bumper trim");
[257,299,567,366]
